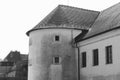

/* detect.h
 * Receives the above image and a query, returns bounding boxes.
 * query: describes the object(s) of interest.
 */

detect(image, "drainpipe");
[73,30,88,80]
[73,43,80,80]
[76,43,80,80]
[71,29,80,80]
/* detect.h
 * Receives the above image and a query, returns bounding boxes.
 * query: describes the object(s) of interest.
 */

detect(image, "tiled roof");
[26,5,99,36]
[83,2,120,39]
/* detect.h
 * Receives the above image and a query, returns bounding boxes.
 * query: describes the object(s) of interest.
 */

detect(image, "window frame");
[105,45,113,64]
[53,56,61,64]
[81,52,87,68]
[55,35,60,42]
[93,49,99,66]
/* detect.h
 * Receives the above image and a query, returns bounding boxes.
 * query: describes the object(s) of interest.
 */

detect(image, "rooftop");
[26,5,99,36]
[83,2,120,40]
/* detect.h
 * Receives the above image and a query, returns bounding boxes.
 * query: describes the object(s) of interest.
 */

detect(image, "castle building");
[26,2,120,80]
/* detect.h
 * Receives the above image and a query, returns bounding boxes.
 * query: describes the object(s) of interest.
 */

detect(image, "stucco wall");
[78,28,120,80]
[28,28,81,80]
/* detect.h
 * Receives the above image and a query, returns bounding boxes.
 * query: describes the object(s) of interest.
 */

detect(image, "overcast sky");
[0,0,119,59]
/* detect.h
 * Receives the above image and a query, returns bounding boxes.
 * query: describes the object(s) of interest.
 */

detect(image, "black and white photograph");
[0,0,120,80]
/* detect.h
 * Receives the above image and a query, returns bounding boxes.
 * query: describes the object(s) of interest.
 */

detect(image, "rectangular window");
[81,52,86,67]
[53,56,61,64]
[55,35,59,41]
[106,45,112,64]
[93,49,99,66]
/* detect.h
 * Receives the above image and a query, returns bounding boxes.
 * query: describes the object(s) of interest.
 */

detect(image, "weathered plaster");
[28,29,81,80]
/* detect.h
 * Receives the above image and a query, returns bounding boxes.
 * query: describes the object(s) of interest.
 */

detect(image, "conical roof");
[26,5,99,36]
[84,2,120,39]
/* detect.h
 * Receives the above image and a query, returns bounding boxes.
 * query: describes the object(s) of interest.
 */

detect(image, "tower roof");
[83,2,120,39]
[26,5,99,36]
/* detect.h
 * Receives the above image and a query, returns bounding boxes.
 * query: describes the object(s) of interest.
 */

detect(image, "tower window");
[53,56,61,64]
[93,49,99,66]
[106,45,112,64]
[81,52,86,68]
[55,35,59,41]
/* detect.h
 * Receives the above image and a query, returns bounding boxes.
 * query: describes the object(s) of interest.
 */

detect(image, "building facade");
[0,51,28,80]
[27,2,120,80]
[77,28,120,80]
[75,2,120,80]
[0,61,13,77]
[4,51,21,63]
[26,5,99,80]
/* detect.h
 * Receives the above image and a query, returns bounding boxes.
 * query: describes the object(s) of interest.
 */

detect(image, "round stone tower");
[28,27,81,80]
[26,5,99,80]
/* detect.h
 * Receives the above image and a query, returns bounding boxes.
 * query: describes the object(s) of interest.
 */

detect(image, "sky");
[0,0,120,59]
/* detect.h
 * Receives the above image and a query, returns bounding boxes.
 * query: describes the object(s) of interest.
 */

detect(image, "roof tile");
[26,5,99,36]
[83,2,120,39]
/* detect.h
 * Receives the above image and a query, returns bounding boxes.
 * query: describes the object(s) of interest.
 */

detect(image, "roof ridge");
[58,4,100,13]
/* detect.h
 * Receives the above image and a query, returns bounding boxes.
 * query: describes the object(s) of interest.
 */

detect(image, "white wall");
[78,28,120,79]
[28,28,81,80]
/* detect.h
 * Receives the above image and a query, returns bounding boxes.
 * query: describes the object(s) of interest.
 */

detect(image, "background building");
[4,51,21,63]
[0,61,13,77]
[0,51,28,80]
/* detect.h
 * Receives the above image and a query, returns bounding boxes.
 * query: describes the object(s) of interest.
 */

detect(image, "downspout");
[74,30,88,80]
[75,43,80,80]
[71,29,80,80]
[73,29,89,80]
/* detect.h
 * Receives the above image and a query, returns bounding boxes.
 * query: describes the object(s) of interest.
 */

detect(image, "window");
[81,52,86,67]
[53,56,61,64]
[55,35,59,41]
[93,49,99,66]
[106,45,112,64]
